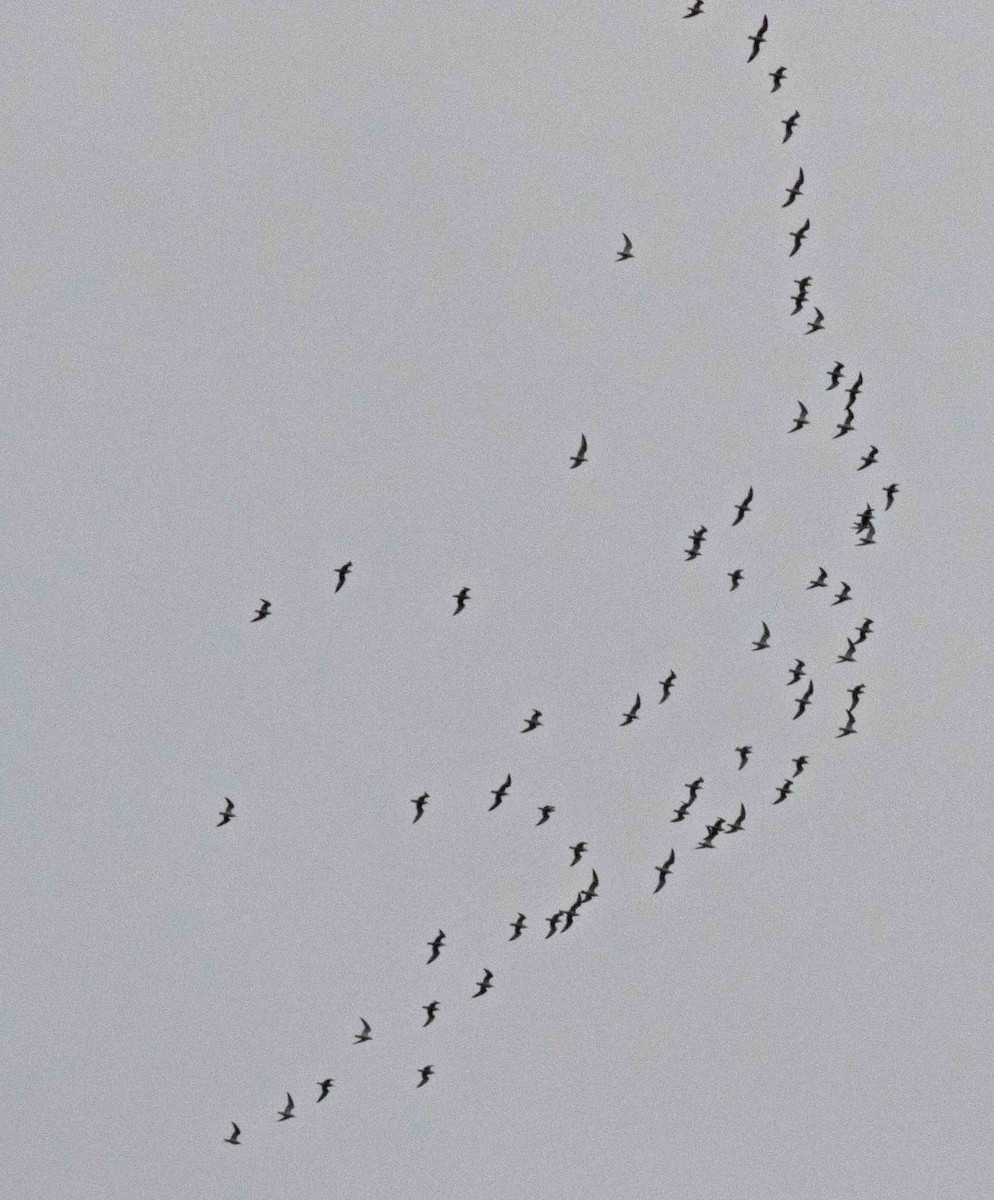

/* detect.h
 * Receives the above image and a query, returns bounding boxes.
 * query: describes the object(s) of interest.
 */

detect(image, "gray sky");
[2,2,992,1197]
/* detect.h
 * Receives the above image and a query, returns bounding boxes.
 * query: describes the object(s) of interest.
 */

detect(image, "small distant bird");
[683,0,704,16]
[792,755,808,777]
[724,804,747,834]
[736,745,752,770]
[672,797,695,823]
[782,110,800,142]
[522,709,542,733]
[787,659,806,686]
[427,931,445,964]
[317,1079,334,1103]
[747,14,769,61]
[489,774,511,811]
[654,850,676,891]
[846,373,864,404]
[832,581,852,606]
[472,969,494,997]
[854,619,873,643]
[686,777,704,800]
[353,1018,372,1044]
[545,912,563,938]
[837,711,857,738]
[569,841,588,866]
[790,290,807,315]
[847,683,866,708]
[883,483,899,510]
[251,599,271,623]
[536,805,555,825]
[857,445,879,471]
[616,233,634,261]
[793,680,814,719]
[827,362,844,389]
[789,402,809,432]
[782,167,804,207]
[855,503,875,530]
[277,1094,295,1122]
[334,562,352,593]
[509,914,527,940]
[412,792,429,823]
[583,868,600,902]
[836,638,858,664]
[417,1065,434,1088]
[217,798,235,827]
[685,545,702,562]
[561,894,585,931]
[805,307,825,334]
[570,434,588,469]
[769,66,786,91]
[728,569,744,590]
[697,818,725,849]
[423,1002,439,1026]
[752,621,771,650]
[224,1123,241,1145]
[789,219,810,256]
[857,528,877,546]
[807,567,829,589]
[452,587,470,614]
[773,779,793,804]
[833,412,856,438]
[732,486,754,525]
[659,670,677,702]
[621,694,641,726]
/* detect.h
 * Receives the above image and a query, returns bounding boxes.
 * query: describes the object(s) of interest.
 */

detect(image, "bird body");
[832,581,852,606]
[334,562,352,593]
[827,362,844,389]
[569,841,588,866]
[807,567,828,589]
[773,779,793,804]
[224,1123,241,1145]
[793,680,814,719]
[736,745,752,770]
[789,219,810,256]
[412,792,429,823]
[787,659,806,686]
[472,969,494,997]
[858,445,879,471]
[792,755,808,777]
[423,1002,439,1027]
[426,931,445,964]
[883,483,899,510]
[509,914,527,940]
[805,307,825,333]
[769,66,786,91]
[728,569,744,590]
[536,805,555,825]
[317,1079,334,1102]
[724,804,747,834]
[659,670,677,702]
[452,587,470,615]
[522,709,543,733]
[417,1065,434,1088]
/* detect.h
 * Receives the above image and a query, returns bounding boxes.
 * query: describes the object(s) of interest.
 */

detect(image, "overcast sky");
[2,2,992,1197]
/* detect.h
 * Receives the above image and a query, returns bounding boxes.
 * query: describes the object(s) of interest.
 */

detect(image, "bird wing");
[798,402,808,416]
[360,1018,371,1033]
[633,693,641,712]
[578,434,587,454]
[744,486,754,504]
[762,622,770,638]
[796,168,804,185]
[664,849,675,867]
[759,15,769,34]
[621,233,632,251]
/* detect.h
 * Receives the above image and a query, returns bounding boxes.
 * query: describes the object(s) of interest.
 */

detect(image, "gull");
[671,797,695,823]
[787,659,806,686]
[334,562,352,593]
[789,219,810,256]
[489,774,511,811]
[569,841,588,866]
[752,622,771,650]
[472,969,494,998]
[251,599,271,623]
[827,362,845,389]
[728,569,744,591]
[686,778,704,801]
[832,581,852,606]
[789,402,810,432]
[747,14,769,61]
[683,0,705,15]
[616,233,634,262]
[412,793,429,823]
[773,779,793,804]
[685,545,703,562]
[521,709,543,733]
[582,868,600,902]
[423,1002,439,1026]
[847,683,866,709]
[354,1018,372,1045]
[621,694,641,726]
[217,798,235,827]
[277,1094,295,1122]
[417,1065,434,1088]
[659,670,677,702]
[883,483,899,510]
[846,373,864,404]
[317,1079,334,1103]
[790,289,808,315]
[833,412,856,439]
[857,528,877,546]
[570,434,588,469]
[807,567,828,589]
[509,914,527,941]
[426,931,445,964]
[805,307,825,334]
[545,912,564,938]
[837,711,858,738]
[855,503,875,530]
[536,805,555,825]
[793,680,814,719]
[792,755,808,777]
[224,1123,241,1145]
[769,66,786,91]
[697,818,725,849]
[857,445,879,471]
[854,619,873,643]
[452,587,470,615]
[836,638,858,664]
[736,745,753,770]
[732,486,754,526]
[782,110,800,142]
[782,167,804,207]
[561,894,585,931]
[654,850,676,892]
[724,804,747,834]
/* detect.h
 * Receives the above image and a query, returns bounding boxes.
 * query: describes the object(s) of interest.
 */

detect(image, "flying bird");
[654,850,676,892]
[561,894,585,931]
[452,587,470,615]
[807,567,828,589]
[846,373,864,403]
[736,745,753,770]
[217,797,235,827]
[854,619,873,644]
[847,683,866,708]
[616,233,634,261]
[787,659,806,686]
[417,1065,434,1088]
[805,307,825,334]
[789,402,810,432]
[752,622,771,650]
[251,599,271,623]
[833,412,856,438]
[857,528,877,546]
[747,14,769,61]
[792,755,809,777]
[426,931,445,964]
[583,868,600,902]
[728,569,744,590]
[790,288,809,316]
[353,1018,372,1044]
[472,969,494,997]
[832,581,852,606]
[782,110,800,142]
[334,562,352,593]
[545,912,563,938]
[683,0,704,15]
[621,694,641,726]
[671,797,695,823]
[836,638,858,664]
[659,670,677,702]
[489,774,511,811]
[224,1123,241,1145]
[536,805,555,825]
[724,804,747,834]
[883,483,899,510]
[837,712,858,738]
[521,709,543,733]
[827,362,845,389]
[277,1094,295,1122]
[857,445,879,471]
[772,779,793,804]
[411,792,429,823]
[423,1002,439,1026]
[570,434,588,469]
[686,777,704,800]
[769,66,786,91]
[697,818,725,849]
[793,680,814,719]
[509,913,527,940]
[789,219,810,256]
[782,167,804,207]
[732,486,754,525]
[317,1079,334,1103]
[569,841,588,866]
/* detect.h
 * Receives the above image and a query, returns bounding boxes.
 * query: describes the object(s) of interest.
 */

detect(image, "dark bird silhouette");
[412,792,429,823]
[836,638,858,664]
[724,804,747,834]
[685,545,703,562]
[583,868,600,902]
[570,434,588,469]
[805,307,825,334]
[857,528,876,546]
[536,805,555,825]
[790,287,810,316]
[833,412,856,439]
[782,167,804,207]
[616,233,634,262]
[697,818,725,849]
[545,912,564,938]
[789,401,810,432]
[561,894,585,931]
[509,914,527,940]
[736,745,752,770]
[426,931,445,964]
[423,1002,439,1026]
[857,445,879,471]
[782,110,800,142]
[792,755,809,777]
[317,1079,334,1102]
[854,619,873,644]
[837,711,857,738]
[747,14,769,61]
[334,562,352,593]
[452,586,470,615]
[732,486,754,525]
[569,841,588,866]
[621,694,641,726]
[521,709,542,733]
[847,683,866,708]
[654,850,676,892]
[855,503,875,531]
[683,0,704,16]
[883,483,899,510]
[773,779,793,804]
[789,219,810,256]
[251,599,271,623]
[827,362,845,389]
[659,670,677,702]
[787,659,806,686]
[752,621,771,650]
[672,797,695,823]
[277,1094,295,1122]
[846,372,864,404]
[417,1065,434,1088]
[489,774,511,811]
[769,66,786,91]
[807,567,828,589]
[793,680,814,719]
[224,1123,241,1145]
[686,777,704,801]
[354,1018,372,1045]
[832,581,852,606]
[217,797,235,827]
[472,969,494,997]
[728,569,744,590]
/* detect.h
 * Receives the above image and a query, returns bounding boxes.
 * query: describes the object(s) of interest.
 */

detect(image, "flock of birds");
[218,10,899,1145]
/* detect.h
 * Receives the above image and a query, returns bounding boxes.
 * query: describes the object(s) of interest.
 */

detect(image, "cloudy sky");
[2,2,991,1197]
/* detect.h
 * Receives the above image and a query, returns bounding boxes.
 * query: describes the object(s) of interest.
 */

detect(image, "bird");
[807,567,828,589]
[545,912,563,938]
[846,372,864,404]
[752,621,771,650]
[769,66,786,91]
[789,219,810,256]
[724,804,747,834]
[847,683,866,708]
[782,110,800,142]
[489,774,511,811]
[509,914,527,940]
[832,581,852,606]
[787,659,806,686]
[521,709,542,733]
[827,362,845,389]
[732,486,754,525]
[736,745,752,770]
[570,434,588,469]
[561,894,585,931]
[686,777,704,800]
[217,797,235,827]
[654,850,676,892]
[883,483,899,510]
[317,1079,334,1103]
[857,445,879,471]
[334,562,352,593]
[659,670,677,702]
[854,619,874,644]
[857,527,877,546]
[426,931,445,964]
[621,694,641,725]
[224,1123,241,1145]
[417,1065,434,1088]
[582,868,600,902]
[569,841,588,866]
[616,233,634,261]
[472,969,494,997]
[773,779,793,804]
[728,569,744,591]
[411,793,429,823]
[251,598,271,623]
[747,14,768,61]
[452,586,470,615]
[697,818,725,849]
[277,1094,295,1122]
[792,755,809,777]
[789,402,810,432]
[855,503,875,530]
[793,680,814,719]
[422,1002,439,1026]
[353,1018,372,1044]
[833,412,856,439]
[683,0,704,16]
[684,545,703,562]
[837,712,858,738]
[782,167,804,207]
[536,805,555,825]
[671,798,694,823]
[836,638,858,664]
[805,308,825,334]
[790,290,807,315]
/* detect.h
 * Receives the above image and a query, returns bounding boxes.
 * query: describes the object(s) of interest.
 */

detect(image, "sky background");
[1,2,992,1197]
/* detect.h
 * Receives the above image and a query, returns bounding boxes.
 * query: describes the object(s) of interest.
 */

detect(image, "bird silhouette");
[724,804,747,834]
[422,1002,439,1027]
[847,683,867,708]
[472,969,494,997]
[883,483,899,510]
[683,0,704,16]
[789,402,810,432]
[616,233,634,261]
[793,680,814,719]
[807,567,828,589]
[736,745,753,769]
[833,412,856,439]
[857,528,877,546]
[521,709,543,733]
[621,694,641,726]
[536,805,555,825]
[772,779,793,804]
[489,774,512,811]
[854,619,873,644]
[686,777,704,800]
[769,66,786,91]
[747,14,769,61]
[659,670,677,702]
[787,659,806,686]
[836,638,858,664]
[782,110,800,142]
[317,1079,334,1103]
[827,362,844,389]
[277,1094,295,1122]
[846,373,864,404]
[426,931,445,964]
[561,894,585,931]
[412,793,429,823]
[417,1065,434,1088]
[789,219,810,256]
[671,797,695,823]
[509,913,527,940]
[217,798,235,827]
[792,755,808,777]
[832,581,852,606]
[732,486,754,525]
[697,818,725,848]
[782,167,804,207]
[857,445,879,471]
[654,850,676,892]
[570,434,588,469]
[790,286,810,315]
[545,912,563,938]
[334,562,352,593]
[224,1123,241,1145]
[251,599,271,623]
[569,841,588,866]
[728,569,744,590]
[353,1018,372,1044]
[452,586,470,615]
[837,711,858,738]
[752,622,771,650]
[805,307,825,334]
[583,868,600,902]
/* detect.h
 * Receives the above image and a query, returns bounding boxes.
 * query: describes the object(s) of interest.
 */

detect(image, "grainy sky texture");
[2,2,992,1197]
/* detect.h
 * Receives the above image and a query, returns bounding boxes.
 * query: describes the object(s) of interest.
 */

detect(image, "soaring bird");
[217,798,235,827]
[423,1002,439,1026]
[792,755,809,777]
[452,587,470,614]
[787,659,806,686]
[747,14,769,61]
[353,1018,372,1045]
[654,850,676,892]
[847,683,867,708]
[536,805,555,825]
[752,622,771,650]
[836,638,858,664]
[317,1079,334,1103]
[412,792,429,823]
[582,868,600,902]
[685,545,703,562]
[728,569,744,591]
[686,777,704,800]
[683,0,704,15]
[509,913,527,940]
[789,219,810,256]
[697,818,726,848]
[671,797,695,823]
[621,694,641,726]
[782,167,804,207]
[522,709,543,733]
[417,1065,434,1088]
[224,1123,241,1145]
[846,373,864,404]
[827,362,844,389]
[805,307,825,334]
[489,774,512,811]
[545,912,563,938]
[854,619,873,643]
[807,567,828,589]
[732,486,754,525]
[769,66,786,91]
[616,233,634,262]
[857,445,879,471]
[883,483,899,510]
[334,562,352,593]
[426,931,445,964]
[789,402,810,432]
[569,841,588,866]
[736,745,753,770]
[793,680,814,719]
[277,1094,295,1122]
[832,581,852,606]
[251,599,271,623]
[857,528,877,546]
[772,779,793,804]
[837,711,858,738]
[659,670,677,702]
[561,894,585,931]
[782,110,800,142]
[570,434,588,469]
[724,804,747,834]
[472,969,494,997]
[833,412,856,439]
[790,288,809,315]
